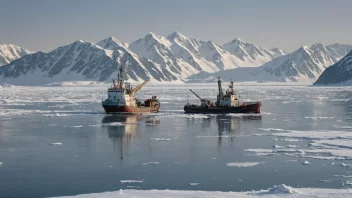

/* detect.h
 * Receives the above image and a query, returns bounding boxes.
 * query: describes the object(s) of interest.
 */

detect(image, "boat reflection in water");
[216,114,262,146]
[102,115,161,160]
[102,115,141,160]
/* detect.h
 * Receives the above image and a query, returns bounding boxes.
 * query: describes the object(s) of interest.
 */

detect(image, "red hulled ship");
[184,77,261,114]
[102,64,160,114]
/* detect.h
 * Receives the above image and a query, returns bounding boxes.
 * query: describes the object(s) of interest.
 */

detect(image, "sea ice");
[47,182,352,197]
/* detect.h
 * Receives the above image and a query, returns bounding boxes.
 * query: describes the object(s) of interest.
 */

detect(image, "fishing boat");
[184,77,261,114]
[102,64,160,114]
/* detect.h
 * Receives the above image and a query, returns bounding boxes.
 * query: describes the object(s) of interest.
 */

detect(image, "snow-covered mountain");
[129,32,229,78]
[187,43,352,83]
[327,43,352,57]
[314,49,352,85]
[128,32,276,79]
[2,32,349,85]
[96,36,177,82]
[222,38,286,66]
[252,43,348,82]
[0,44,32,66]
[0,39,178,85]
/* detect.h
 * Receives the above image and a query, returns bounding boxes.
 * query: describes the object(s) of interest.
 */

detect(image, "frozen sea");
[1,83,352,197]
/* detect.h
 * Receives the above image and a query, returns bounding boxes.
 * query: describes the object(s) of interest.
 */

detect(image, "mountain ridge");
[1,32,351,85]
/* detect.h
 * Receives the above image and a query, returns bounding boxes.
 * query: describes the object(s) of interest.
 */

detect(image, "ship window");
[114,96,116,100]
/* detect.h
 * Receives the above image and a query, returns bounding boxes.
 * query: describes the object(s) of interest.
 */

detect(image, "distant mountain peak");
[168,31,187,40]
[229,38,244,44]
[97,36,125,49]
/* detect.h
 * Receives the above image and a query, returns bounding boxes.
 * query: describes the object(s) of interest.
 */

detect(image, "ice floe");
[334,175,352,178]
[142,162,160,165]
[272,145,283,149]
[155,113,210,120]
[120,180,144,184]
[317,180,331,183]
[0,162,3,166]
[102,122,124,127]
[126,186,140,188]
[51,142,62,145]
[333,125,352,129]
[196,135,234,138]
[150,138,171,141]
[268,184,301,194]
[258,128,291,132]
[302,161,310,165]
[189,183,200,186]
[305,117,334,120]
[246,129,352,160]
[341,163,352,168]
[53,184,352,197]
[67,125,83,128]
[226,162,263,167]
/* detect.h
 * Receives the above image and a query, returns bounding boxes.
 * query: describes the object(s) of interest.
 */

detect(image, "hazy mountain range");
[0,32,351,85]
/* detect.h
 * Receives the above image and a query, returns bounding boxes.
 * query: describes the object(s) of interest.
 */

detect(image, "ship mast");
[117,64,124,89]
[217,76,223,104]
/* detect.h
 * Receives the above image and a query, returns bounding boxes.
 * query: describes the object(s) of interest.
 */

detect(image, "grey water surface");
[0,84,352,197]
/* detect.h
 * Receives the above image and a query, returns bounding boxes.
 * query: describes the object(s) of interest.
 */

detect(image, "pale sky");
[1,0,351,52]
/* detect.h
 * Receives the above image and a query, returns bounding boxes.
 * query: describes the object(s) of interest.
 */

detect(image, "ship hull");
[102,104,160,114]
[184,102,261,114]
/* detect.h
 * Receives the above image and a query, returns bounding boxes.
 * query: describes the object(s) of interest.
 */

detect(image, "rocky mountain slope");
[314,49,352,85]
